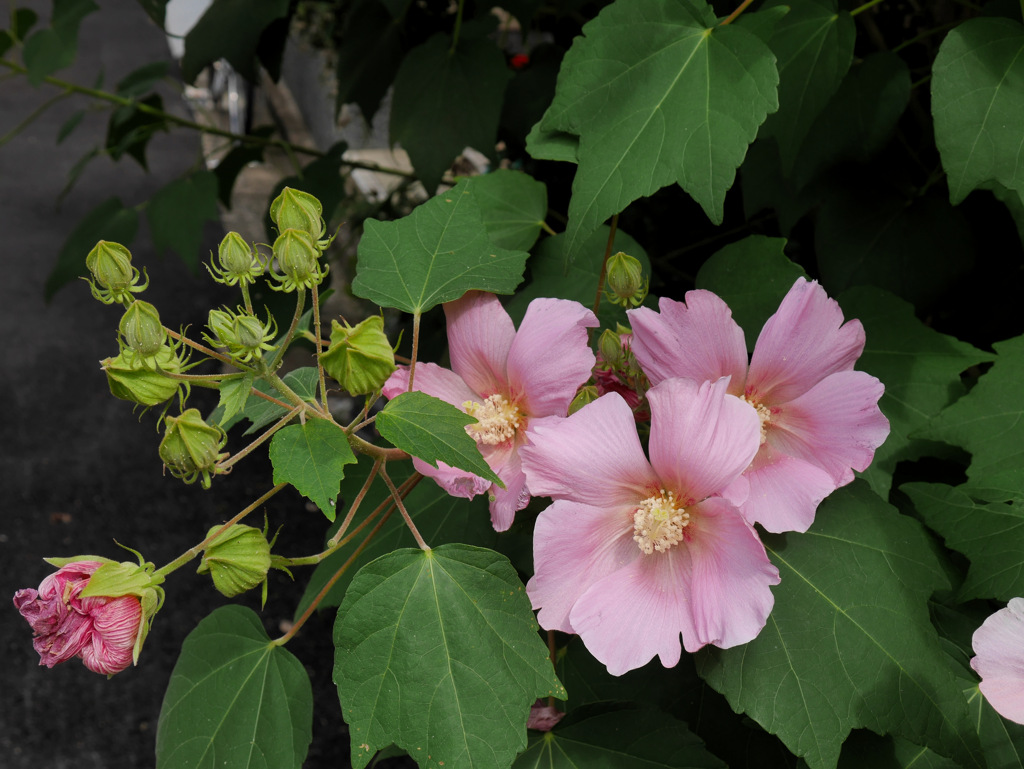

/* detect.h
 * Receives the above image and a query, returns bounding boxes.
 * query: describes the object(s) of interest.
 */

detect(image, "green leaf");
[973,687,1024,769]
[390,32,512,193]
[696,482,982,769]
[56,109,85,144]
[525,122,579,163]
[269,418,357,520]
[105,93,168,169]
[904,474,1024,602]
[156,605,312,769]
[921,334,1024,481]
[839,287,993,496]
[240,367,320,435]
[758,0,855,173]
[932,17,1024,205]
[375,391,503,487]
[295,460,497,616]
[333,0,404,122]
[147,171,220,272]
[352,178,528,314]
[512,703,725,769]
[13,8,39,40]
[463,170,548,251]
[182,0,290,83]
[333,544,565,769]
[694,235,808,350]
[116,61,170,98]
[538,0,778,257]
[135,0,168,27]
[46,196,138,301]
[22,0,97,84]
[216,373,254,428]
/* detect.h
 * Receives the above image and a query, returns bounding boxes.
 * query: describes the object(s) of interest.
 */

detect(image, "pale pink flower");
[519,378,780,675]
[383,291,598,531]
[14,560,143,675]
[628,277,889,533]
[971,598,1024,724]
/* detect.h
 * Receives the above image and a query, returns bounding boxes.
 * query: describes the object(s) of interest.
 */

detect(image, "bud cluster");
[204,306,278,364]
[266,188,333,293]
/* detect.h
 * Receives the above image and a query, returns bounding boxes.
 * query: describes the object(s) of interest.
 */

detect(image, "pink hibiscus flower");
[971,598,1024,724]
[628,277,889,533]
[383,291,598,531]
[519,378,780,675]
[14,560,143,675]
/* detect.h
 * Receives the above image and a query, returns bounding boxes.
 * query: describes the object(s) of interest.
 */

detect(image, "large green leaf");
[512,703,725,769]
[696,482,982,769]
[46,196,138,301]
[148,171,220,272]
[375,391,502,486]
[352,178,528,314]
[538,0,778,257]
[932,16,1024,205]
[390,32,512,194]
[21,0,97,84]
[921,334,1024,482]
[904,473,1024,602]
[294,460,497,617]
[757,0,854,173]
[839,286,993,496]
[333,544,565,769]
[269,418,357,520]
[105,93,169,169]
[156,605,312,769]
[463,170,548,252]
[694,234,808,350]
[333,0,404,122]
[181,0,290,83]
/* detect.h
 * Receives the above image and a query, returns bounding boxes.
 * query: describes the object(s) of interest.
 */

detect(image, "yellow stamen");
[463,393,522,445]
[741,395,772,446]
[633,490,689,555]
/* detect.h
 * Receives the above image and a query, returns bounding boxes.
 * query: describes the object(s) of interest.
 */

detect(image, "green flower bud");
[102,343,187,407]
[207,231,263,287]
[270,187,326,242]
[119,300,166,360]
[85,240,148,305]
[320,315,396,395]
[158,409,228,489]
[268,228,328,292]
[598,328,626,368]
[196,524,272,599]
[604,252,648,308]
[204,306,277,364]
[568,385,599,415]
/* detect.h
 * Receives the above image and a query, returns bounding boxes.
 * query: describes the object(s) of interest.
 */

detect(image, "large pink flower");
[971,598,1024,724]
[628,277,889,533]
[519,378,780,675]
[383,291,598,531]
[14,560,143,675]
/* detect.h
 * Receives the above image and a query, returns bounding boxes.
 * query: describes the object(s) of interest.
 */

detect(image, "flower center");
[633,490,689,555]
[741,395,772,445]
[463,393,522,445]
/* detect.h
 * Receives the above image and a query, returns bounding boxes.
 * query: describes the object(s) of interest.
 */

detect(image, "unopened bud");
[158,409,228,489]
[604,252,647,308]
[320,315,396,395]
[85,240,148,305]
[119,300,166,360]
[205,307,277,363]
[598,328,625,368]
[207,231,263,287]
[102,343,186,407]
[270,187,327,242]
[568,385,599,415]
[197,524,271,599]
[269,228,328,292]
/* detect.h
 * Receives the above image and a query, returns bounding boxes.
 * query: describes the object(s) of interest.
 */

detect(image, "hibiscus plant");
[8,0,1024,768]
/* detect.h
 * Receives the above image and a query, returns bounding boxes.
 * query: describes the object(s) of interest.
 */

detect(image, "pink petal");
[647,378,761,503]
[506,298,598,417]
[568,498,778,675]
[412,456,492,501]
[527,499,638,635]
[628,292,748,391]
[769,370,889,487]
[484,439,529,532]
[740,445,838,533]
[972,597,1024,724]
[747,278,866,405]
[382,362,479,407]
[520,393,659,509]
[445,291,516,397]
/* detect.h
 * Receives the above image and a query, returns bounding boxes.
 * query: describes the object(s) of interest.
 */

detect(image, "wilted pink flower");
[628,278,889,533]
[520,378,780,675]
[526,700,564,731]
[14,560,143,675]
[971,598,1024,724]
[383,291,598,531]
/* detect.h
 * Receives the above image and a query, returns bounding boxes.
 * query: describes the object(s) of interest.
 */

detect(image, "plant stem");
[216,405,303,472]
[850,0,885,17]
[349,432,409,461]
[311,283,328,411]
[450,0,467,53]
[381,463,429,549]
[592,213,619,320]
[540,220,558,237]
[719,0,756,25]
[153,483,287,578]
[326,458,382,548]
[408,311,421,391]
[164,326,243,368]
[268,288,305,373]
[0,90,69,147]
